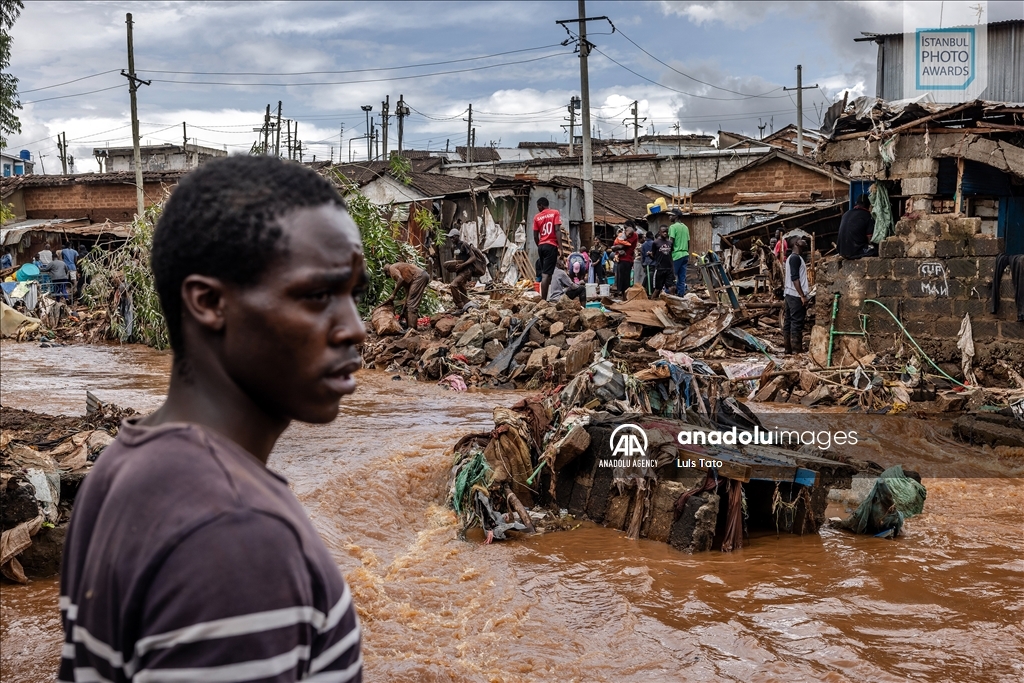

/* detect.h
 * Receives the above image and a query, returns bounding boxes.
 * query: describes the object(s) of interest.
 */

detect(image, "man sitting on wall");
[838,194,878,259]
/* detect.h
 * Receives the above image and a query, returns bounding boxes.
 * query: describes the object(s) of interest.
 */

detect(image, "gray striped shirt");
[58,420,361,682]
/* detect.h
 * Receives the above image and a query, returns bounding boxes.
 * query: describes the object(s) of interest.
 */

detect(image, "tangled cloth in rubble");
[486,407,537,507]
[839,465,926,537]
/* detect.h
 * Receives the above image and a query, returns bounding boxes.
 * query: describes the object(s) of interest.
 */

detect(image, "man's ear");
[180,274,228,333]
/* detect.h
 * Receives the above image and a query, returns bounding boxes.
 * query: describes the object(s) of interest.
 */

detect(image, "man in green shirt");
[668,209,690,295]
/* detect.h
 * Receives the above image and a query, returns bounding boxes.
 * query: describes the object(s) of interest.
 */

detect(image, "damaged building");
[815,98,1024,369]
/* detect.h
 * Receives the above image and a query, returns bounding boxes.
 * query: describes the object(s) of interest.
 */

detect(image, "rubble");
[0,396,132,582]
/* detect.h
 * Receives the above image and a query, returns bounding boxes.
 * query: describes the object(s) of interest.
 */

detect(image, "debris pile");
[361,282,796,391]
[443,357,862,552]
[0,396,133,582]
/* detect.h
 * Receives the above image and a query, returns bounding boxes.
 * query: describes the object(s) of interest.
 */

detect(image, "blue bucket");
[16,263,40,281]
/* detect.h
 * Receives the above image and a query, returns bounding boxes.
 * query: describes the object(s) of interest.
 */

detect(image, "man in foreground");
[533,197,561,300]
[382,261,430,328]
[838,193,877,259]
[59,156,364,683]
[784,238,810,354]
[668,209,690,295]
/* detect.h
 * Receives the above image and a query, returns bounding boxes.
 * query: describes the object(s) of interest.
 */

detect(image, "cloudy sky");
[6,1,1023,172]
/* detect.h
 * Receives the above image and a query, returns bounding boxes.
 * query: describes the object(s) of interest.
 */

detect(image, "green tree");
[1,0,24,148]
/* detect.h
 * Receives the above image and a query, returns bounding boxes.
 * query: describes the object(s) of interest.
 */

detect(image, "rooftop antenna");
[757,119,767,139]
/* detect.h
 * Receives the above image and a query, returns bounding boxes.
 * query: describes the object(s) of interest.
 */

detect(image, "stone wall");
[812,213,1021,370]
[439,150,765,190]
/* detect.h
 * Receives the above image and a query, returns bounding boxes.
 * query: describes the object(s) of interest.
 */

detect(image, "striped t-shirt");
[58,419,361,683]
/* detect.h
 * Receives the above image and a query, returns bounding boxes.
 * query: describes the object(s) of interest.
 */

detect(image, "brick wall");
[23,181,171,222]
[693,158,846,204]
[812,214,1021,370]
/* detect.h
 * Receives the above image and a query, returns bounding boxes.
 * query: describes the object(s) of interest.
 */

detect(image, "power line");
[22,84,124,105]
[614,27,786,99]
[143,51,571,87]
[593,47,790,102]
[136,44,565,76]
[18,69,122,94]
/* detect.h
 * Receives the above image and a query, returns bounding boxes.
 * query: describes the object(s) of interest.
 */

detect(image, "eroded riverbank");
[2,341,1023,682]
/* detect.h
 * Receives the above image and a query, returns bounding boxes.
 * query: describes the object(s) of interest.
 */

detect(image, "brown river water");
[1,342,1022,682]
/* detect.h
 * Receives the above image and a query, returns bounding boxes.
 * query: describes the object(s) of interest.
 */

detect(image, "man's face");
[221,204,367,424]
[659,227,668,239]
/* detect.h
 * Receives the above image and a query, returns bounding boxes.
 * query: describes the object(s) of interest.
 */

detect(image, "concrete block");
[849,160,882,177]
[935,239,967,258]
[903,298,951,316]
[895,219,915,237]
[999,322,1024,340]
[971,320,1000,339]
[951,299,988,318]
[949,217,982,237]
[977,257,997,277]
[907,278,951,298]
[909,197,932,213]
[907,157,940,175]
[945,258,978,279]
[973,203,999,218]
[905,319,934,337]
[879,238,905,258]
[980,219,998,236]
[876,279,904,297]
[865,258,892,279]
[913,218,942,238]
[893,258,921,277]
[838,259,868,278]
[934,319,964,338]
[906,240,936,258]
[902,176,938,195]
[968,236,1004,257]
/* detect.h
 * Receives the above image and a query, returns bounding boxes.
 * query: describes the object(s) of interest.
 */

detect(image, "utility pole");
[122,13,151,217]
[295,122,300,161]
[557,2,609,247]
[57,133,68,174]
[465,104,473,163]
[783,65,818,156]
[381,96,390,159]
[286,120,292,159]
[182,122,189,169]
[565,96,579,155]
[263,105,271,154]
[361,105,373,161]
[396,95,409,155]
[274,101,282,156]
[339,123,344,162]
[624,100,646,155]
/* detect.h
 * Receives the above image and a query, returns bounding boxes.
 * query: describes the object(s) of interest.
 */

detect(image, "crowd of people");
[1,243,80,300]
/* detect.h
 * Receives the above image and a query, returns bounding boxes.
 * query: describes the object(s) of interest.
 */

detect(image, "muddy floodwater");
[2,342,1023,682]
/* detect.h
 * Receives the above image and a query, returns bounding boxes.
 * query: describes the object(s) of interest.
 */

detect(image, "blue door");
[999,197,1024,255]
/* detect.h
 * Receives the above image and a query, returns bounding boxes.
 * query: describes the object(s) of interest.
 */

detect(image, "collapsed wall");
[811,215,1021,370]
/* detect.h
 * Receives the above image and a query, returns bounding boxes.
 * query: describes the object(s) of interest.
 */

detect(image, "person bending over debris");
[533,197,562,300]
[548,257,587,305]
[784,238,810,354]
[838,193,877,259]
[383,261,430,328]
[444,228,487,309]
[58,156,365,683]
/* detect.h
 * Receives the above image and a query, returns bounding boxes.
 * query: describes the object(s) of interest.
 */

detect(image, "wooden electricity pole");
[122,13,150,217]
[783,65,818,156]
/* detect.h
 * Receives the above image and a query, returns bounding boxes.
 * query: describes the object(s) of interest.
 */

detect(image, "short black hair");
[856,193,871,209]
[152,155,346,353]
[537,197,549,209]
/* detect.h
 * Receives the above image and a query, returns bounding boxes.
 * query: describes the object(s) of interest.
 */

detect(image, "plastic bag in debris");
[25,469,61,524]
[838,465,926,538]
[591,360,626,402]
[957,313,978,386]
[438,374,468,392]
[870,182,894,245]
